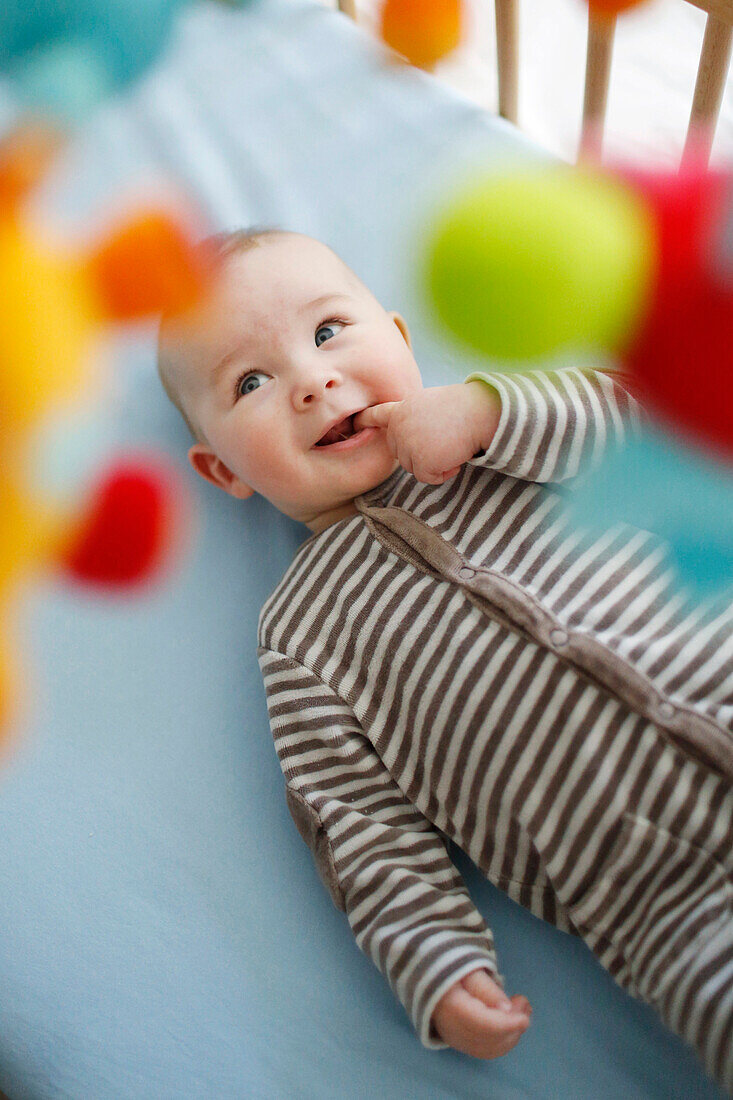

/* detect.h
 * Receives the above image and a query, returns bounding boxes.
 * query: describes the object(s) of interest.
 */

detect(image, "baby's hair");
[201,225,284,264]
[156,224,285,442]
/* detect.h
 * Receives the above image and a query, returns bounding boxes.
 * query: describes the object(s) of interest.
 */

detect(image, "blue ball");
[568,426,733,599]
[0,0,188,118]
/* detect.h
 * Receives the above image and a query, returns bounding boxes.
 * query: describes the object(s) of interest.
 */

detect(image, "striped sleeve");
[258,647,501,1048]
[465,366,644,484]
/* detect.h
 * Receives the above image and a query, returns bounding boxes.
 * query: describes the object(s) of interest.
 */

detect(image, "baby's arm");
[355,367,643,486]
[258,647,531,1056]
[466,366,643,484]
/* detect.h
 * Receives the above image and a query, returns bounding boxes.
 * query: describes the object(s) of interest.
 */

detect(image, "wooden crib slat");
[495,0,519,124]
[578,11,616,162]
[685,0,733,25]
[683,12,733,165]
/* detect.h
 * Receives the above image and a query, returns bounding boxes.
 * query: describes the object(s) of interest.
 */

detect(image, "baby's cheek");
[236,429,286,490]
[391,371,423,405]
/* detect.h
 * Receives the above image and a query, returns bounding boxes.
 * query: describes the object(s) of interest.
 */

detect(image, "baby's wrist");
[463,379,501,452]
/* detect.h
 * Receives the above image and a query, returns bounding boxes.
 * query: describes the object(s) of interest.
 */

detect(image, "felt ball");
[0,478,59,597]
[0,616,26,745]
[10,39,112,123]
[0,0,183,118]
[424,165,655,361]
[568,427,733,598]
[62,457,185,588]
[586,0,649,16]
[87,210,209,322]
[0,217,98,437]
[619,166,733,462]
[380,0,463,69]
[0,124,64,209]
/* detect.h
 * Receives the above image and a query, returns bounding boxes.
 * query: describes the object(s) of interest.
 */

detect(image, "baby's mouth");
[315,414,357,447]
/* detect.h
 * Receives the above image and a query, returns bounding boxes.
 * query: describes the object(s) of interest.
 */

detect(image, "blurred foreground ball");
[380,0,463,69]
[0,0,246,122]
[587,0,650,16]
[568,427,733,598]
[424,166,654,361]
[62,456,188,589]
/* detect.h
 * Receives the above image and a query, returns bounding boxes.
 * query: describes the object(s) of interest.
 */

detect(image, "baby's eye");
[236,371,270,398]
[315,321,344,347]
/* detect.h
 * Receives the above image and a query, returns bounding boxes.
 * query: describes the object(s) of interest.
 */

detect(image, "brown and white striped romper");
[257,367,733,1092]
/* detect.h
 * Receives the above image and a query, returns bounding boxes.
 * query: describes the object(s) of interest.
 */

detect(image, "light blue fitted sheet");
[0,2,726,1096]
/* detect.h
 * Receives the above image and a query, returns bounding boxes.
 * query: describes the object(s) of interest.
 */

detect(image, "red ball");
[620,165,733,463]
[62,456,186,589]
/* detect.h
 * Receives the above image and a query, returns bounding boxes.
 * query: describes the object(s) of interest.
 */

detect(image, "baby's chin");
[311,456,399,517]
[349,452,400,495]
[288,436,400,521]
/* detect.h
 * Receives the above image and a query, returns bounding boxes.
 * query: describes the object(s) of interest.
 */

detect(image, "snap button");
[550,628,569,646]
[658,701,675,720]
[458,566,476,581]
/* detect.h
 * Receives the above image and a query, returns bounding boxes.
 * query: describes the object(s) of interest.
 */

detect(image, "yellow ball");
[0,217,98,437]
[424,165,654,362]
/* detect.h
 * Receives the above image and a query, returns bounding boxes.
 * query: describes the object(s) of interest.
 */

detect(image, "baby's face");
[177,234,423,530]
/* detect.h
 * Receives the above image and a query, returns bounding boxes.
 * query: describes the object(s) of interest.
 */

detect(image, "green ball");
[424,165,654,362]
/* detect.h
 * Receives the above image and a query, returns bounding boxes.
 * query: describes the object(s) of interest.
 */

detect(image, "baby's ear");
[389,311,412,350]
[188,444,254,500]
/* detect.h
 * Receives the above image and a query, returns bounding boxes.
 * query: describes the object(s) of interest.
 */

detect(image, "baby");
[158,228,733,1090]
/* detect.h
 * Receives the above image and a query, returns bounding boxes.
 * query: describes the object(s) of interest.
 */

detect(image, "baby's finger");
[353,402,398,430]
[413,469,444,485]
[449,987,531,1036]
[461,970,513,1010]
[460,972,532,1020]
[440,466,463,482]
[437,988,529,1058]
[412,465,461,485]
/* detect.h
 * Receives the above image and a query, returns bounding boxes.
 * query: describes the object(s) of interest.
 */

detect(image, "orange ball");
[0,124,63,210]
[380,0,463,69]
[87,211,208,321]
[587,0,649,17]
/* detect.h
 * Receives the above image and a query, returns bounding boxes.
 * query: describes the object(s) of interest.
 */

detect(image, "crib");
[339,0,732,163]
[0,2,730,1098]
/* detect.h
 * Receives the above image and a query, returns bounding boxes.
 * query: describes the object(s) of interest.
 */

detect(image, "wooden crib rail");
[493,0,733,164]
[683,0,733,162]
[577,0,733,164]
[496,0,731,165]
[495,0,520,122]
[336,1,732,166]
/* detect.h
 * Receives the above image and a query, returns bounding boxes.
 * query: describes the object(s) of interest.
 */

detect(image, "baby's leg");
[654,909,733,1093]
[563,762,733,1092]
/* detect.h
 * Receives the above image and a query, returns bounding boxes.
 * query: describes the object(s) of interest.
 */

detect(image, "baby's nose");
[292,375,339,408]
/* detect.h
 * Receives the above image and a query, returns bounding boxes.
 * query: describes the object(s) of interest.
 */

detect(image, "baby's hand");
[353,382,500,485]
[431,968,532,1059]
